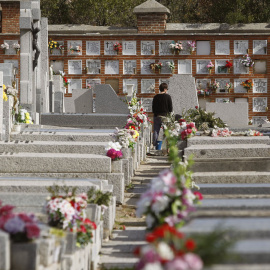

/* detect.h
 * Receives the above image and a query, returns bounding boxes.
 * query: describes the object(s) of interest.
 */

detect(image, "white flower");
[105,141,122,151]
[151,196,169,216]
[142,262,163,270]
[157,242,174,260]
[136,195,152,217]
[150,177,165,192]
[145,214,155,228]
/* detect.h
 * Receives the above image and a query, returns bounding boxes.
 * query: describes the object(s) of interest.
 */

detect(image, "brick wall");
[136,13,167,34]
[1,2,20,34]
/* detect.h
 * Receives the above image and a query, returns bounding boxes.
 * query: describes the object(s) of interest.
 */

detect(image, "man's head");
[159,83,168,93]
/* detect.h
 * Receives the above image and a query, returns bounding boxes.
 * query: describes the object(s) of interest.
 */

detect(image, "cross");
[235,41,239,49]
[124,42,127,50]
[106,42,110,49]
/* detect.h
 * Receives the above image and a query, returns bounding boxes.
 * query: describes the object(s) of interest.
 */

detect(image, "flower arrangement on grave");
[240,79,253,91]
[225,82,233,93]
[197,89,212,97]
[224,60,233,72]
[12,43,20,54]
[1,42,9,51]
[150,62,163,73]
[245,129,263,136]
[206,61,214,73]
[68,45,82,54]
[179,121,198,140]
[248,119,253,125]
[211,81,220,92]
[112,128,138,149]
[167,61,175,73]
[161,113,182,139]
[169,41,183,54]
[105,141,123,161]
[59,71,69,87]
[0,200,40,242]
[113,42,122,53]
[211,127,232,137]
[135,224,203,270]
[136,130,203,230]
[187,41,196,53]
[15,108,33,124]
[46,187,96,247]
[241,54,254,67]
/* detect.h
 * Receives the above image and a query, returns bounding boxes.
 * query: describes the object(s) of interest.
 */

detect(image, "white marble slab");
[141,79,155,94]
[215,40,230,55]
[123,79,138,96]
[3,40,18,55]
[159,40,174,55]
[253,79,267,93]
[86,60,101,74]
[196,41,211,55]
[234,40,248,55]
[196,60,210,74]
[141,41,155,55]
[141,60,154,75]
[104,40,118,55]
[216,98,230,103]
[215,78,230,93]
[68,79,82,93]
[122,41,136,55]
[234,59,249,74]
[160,60,174,74]
[252,116,268,125]
[178,60,192,74]
[253,40,267,55]
[50,60,64,75]
[141,98,153,112]
[86,41,100,55]
[215,60,228,74]
[86,79,101,89]
[196,79,211,90]
[67,40,82,55]
[253,97,267,112]
[234,79,248,93]
[50,41,64,56]
[105,60,119,74]
[123,60,137,74]
[68,60,82,74]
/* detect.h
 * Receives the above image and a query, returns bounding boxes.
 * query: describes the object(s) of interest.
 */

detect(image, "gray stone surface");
[0,72,4,140]
[0,64,14,86]
[86,204,101,224]
[95,84,129,114]
[206,102,248,128]
[133,0,170,14]
[64,89,93,113]
[3,95,14,141]
[111,160,122,173]
[0,231,10,270]
[168,74,198,114]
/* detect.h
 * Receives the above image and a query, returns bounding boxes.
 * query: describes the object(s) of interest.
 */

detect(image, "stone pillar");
[0,231,10,270]
[3,95,14,141]
[0,72,4,140]
[53,75,65,113]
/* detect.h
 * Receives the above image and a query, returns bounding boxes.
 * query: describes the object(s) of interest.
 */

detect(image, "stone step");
[190,157,270,172]
[0,141,108,155]
[193,171,270,183]
[0,152,111,173]
[205,265,270,270]
[199,183,270,194]
[185,144,270,159]
[187,136,270,147]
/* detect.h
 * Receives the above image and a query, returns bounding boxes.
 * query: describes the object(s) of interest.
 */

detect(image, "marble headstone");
[141,41,155,55]
[68,60,82,74]
[159,40,173,55]
[196,60,210,74]
[215,78,230,93]
[234,40,248,54]
[168,74,198,114]
[234,59,249,74]
[253,40,267,55]
[104,40,118,55]
[141,79,155,94]
[3,40,18,55]
[86,41,100,55]
[215,98,230,103]
[178,60,192,74]
[253,60,267,74]
[215,40,230,55]
[196,41,211,55]
[50,60,64,75]
[68,79,82,94]
[253,79,267,93]
[123,60,136,74]
[123,79,138,96]
[86,79,101,90]
[86,60,101,74]
[105,60,119,74]
[253,97,267,112]
[0,63,14,86]
[234,79,248,93]
[68,40,82,55]
[160,60,173,74]
[141,98,153,112]
[122,41,136,55]
[253,116,267,126]
[141,60,154,74]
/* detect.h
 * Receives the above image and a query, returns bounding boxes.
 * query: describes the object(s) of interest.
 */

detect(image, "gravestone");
[179,40,192,55]
[234,40,248,54]
[104,40,118,55]
[53,75,65,113]
[215,60,228,74]
[86,60,101,74]
[253,116,267,126]
[253,40,267,55]
[206,102,248,127]
[141,98,153,112]
[123,79,138,96]
[253,97,267,112]
[95,84,129,114]
[253,79,267,93]
[168,74,198,114]
[50,60,64,75]
[67,40,82,55]
[159,40,173,55]
[0,63,14,86]
[253,60,267,74]
[68,79,82,94]
[178,60,192,74]
[196,79,211,90]
[141,79,155,93]
[141,41,155,55]
[215,98,230,103]
[234,59,249,74]
[234,79,248,93]
[215,40,230,55]
[68,60,82,74]
[86,79,101,90]
[196,41,211,55]
[141,60,154,74]
[3,40,18,55]
[64,89,93,113]
[122,41,136,55]
[215,78,230,93]
[0,231,10,270]
[86,41,100,55]
[160,60,173,74]
[105,61,119,74]
[123,60,136,74]
[196,60,210,74]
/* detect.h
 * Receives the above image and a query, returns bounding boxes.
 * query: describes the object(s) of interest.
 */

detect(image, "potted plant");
[240,79,253,91]
[167,61,175,73]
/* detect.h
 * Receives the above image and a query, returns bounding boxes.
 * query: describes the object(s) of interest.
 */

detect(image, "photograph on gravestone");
[50,60,64,75]
[141,98,153,112]
[141,60,154,75]
[196,79,211,90]
[105,60,119,74]
[68,60,82,75]
[179,40,192,55]
[215,79,230,93]
[253,116,267,126]
[123,60,137,75]
[178,60,192,74]
[141,41,155,55]
[159,79,170,87]
[160,60,173,74]
[196,41,211,55]
[215,60,229,74]
[3,40,18,55]
[215,40,230,55]
[50,41,64,56]
[105,79,119,94]
[253,79,267,93]
[67,40,82,55]
[141,79,155,94]
[123,79,138,96]
[159,40,174,55]
[86,41,100,55]
[234,79,249,93]
[86,60,101,74]
[253,40,267,55]
[68,79,82,93]
[234,40,248,55]
[253,60,267,74]
[233,59,249,74]
[216,98,230,103]
[253,97,267,112]
[196,60,210,74]
[122,41,136,55]
[104,40,118,55]
[86,79,101,90]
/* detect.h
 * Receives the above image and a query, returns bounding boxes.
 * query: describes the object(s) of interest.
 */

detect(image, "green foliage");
[87,187,112,207]
[193,229,238,266]
[47,184,77,197]
[183,107,227,131]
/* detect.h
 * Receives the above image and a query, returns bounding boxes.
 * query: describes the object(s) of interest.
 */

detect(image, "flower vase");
[13,124,21,132]
[175,50,180,55]
[133,68,137,75]
[209,69,212,75]
[16,49,19,55]
[227,68,231,73]
[151,49,154,54]
[85,67,89,74]
[50,49,53,54]
[61,49,64,55]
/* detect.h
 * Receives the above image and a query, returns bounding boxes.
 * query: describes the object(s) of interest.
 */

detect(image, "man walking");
[152,83,173,147]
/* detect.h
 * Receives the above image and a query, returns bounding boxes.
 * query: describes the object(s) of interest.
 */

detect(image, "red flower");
[18,213,33,223]
[187,129,192,134]
[80,225,87,233]
[185,239,196,251]
[195,106,199,109]
[25,223,40,239]
[193,191,203,200]
[0,205,15,215]
[134,246,141,256]
[146,233,156,243]
[225,61,233,68]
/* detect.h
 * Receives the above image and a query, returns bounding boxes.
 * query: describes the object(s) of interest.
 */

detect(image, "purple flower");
[183,253,203,270]
[4,216,25,234]
[165,258,189,270]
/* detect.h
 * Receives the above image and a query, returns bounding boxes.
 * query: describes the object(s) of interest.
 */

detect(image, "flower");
[206,61,214,70]
[25,223,40,239]
[225,61,233,68]
[241,54,254,67]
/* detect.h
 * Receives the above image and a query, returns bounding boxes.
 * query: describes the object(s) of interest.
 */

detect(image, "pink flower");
[183,253,203,270]
[0,205,15,215]
[189,122,195,128]
[25,223,40,239]
[165,258,188,270]
[18,213,34,223]
[187,129,192,134]
[159,170,177,186]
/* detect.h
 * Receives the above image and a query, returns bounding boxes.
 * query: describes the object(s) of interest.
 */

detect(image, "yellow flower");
[133,130,139,139]
[3,92,8,101]
[25,112,30,120]
[3,84,6,90]
[25,120,30,124]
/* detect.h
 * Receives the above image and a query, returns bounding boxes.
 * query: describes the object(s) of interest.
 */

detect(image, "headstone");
[253,97,267,112]
[68,60,82,74]
[234,59,249,74]
[159,79,170,87]
[3,40,18,55]
[0,63,14,85]
[123,60,136,75]
[253,116,267,126]
[141,79,155,93]
[0,230,10,270]
[215,60,228,74]
[68,79,82,94]
[178,60,192,74]
[86,60,101,74]
[141,60,154,74]
[50,60,64,75]
[95,84,129,114]
[104,40,118,55]
[123,79,138,96]
[253,79,267,93]
[105,60,119,74]
[86,41,100,55]
[50,41,64,56]
[196,79,211,90]
[215,78,230,93]
[159,40,173,55]
[141,41,155,55]
[86,79,101,90]
[215,40,230,55]
[253,60,267,74]
[64,89,93,113]
[179,40,192,55]
[67,40,82,55]
[206,102,248,127]
[234,40,248,54]
[253,40,267,55]
[196,60,210,74]
[168,74,198,114]
[160,59,173,74]
[215,98,230,103]
[141,98,152,112]
[234,79,248,93]
[122,41,136,55]
[196,41,211,55]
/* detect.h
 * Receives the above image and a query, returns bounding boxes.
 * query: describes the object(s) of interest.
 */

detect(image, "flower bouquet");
[69,45,82,54]
[1,42,9,52]
[241,54,254,68]
[240,79,253,91]
[15,108,33,124]
[225,60,233,73]
[59,71,69,88]
[187,41,196,54]
[211,127,232,137]
[113,42,122,54]
[211,81,220,92]
[197,89,212,97]
[150,62,163,73]
[180,121,197,140]
[105,141,123,161]
[225,82,233,93]
[12,43,20,54]
[167,61,175,73]
[169,42,183,55]
[206,61,214,74]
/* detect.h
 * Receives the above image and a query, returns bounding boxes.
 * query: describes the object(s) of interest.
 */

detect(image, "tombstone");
[234,59,249,74]
[253,97,267,112]
[215,78,230,93]
[141,60,154,74]
[215,60,228,74]
[206,102,248,127]
[168,74,198,114]
[95,84,129,114]
[196,60,210,74]
[86,79,101,91]
[141,41,155,55]
[0,231,10,270]
[104,40,118,55]
[159,40,173,55]
[3,40,18,55]
[215,98,230,103]
[64,89,93,113]
[253,40,267,55]
[86,60,101,74]
[234,79,248,93]
[68,60,82,75]
[0,63,14,86]
[253,79,267,93]
[123,79,138,96]
[160,59,173,74]
[49,41,64,56]
[196,79,211,90]
[141,79,155,94]
[141,98,153,112]
[105,60,119,74]
[50,60,64,75]
[122,41,136,55]
[68,79,82,94]
[234,40,248,54]
[178,60,192,74]
[67,40,82,55]
[253,116,268,126]
[215,40,230,55]
[123,60,137,75]
[86,41,100,55]
[253,60,267,74]
[179,40,192,55]
[196,41,211,55]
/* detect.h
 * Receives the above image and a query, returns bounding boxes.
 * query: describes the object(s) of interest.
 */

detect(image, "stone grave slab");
[50,60,64,75]
[86,79,101,90]
[86,41,100,55]
[159,79,170,87]
[179,40,192,55]
[253,60,267,74]
[196,41,210,55]
[215,78,230,93]
[0,63,14,85]
[234,59,249,74]
[141,60,154,74]
[215,40,230,55]
[141,41,155,55]
[253,79,267,93]
[95,84,129,114]
[160,59,173,74]
[178,60,192,74]
[234,40,248,55]
[196,60,210,74]
[68,79,82,94]
[253,97,267,112]
[104,40,118,55]
[86,60,101,74]
[253,116,267,126]
[50,41,64,56]
[215,98,230,103]
[123,79,138,96]
[123,60,137,75]
[234,79,248,93]
[141,98,152,112]
[105,60,119,74]
[122,41,136,55]
[253,40,267,55]
[3,40,18,55]
[206,102,248,127]
[68,60,82,75]
[169,74,198,114]
[215,60,228,74]
[196,79,211,90]
[141,79,155,94]
[67,40,82,55]
[159,40,173,55]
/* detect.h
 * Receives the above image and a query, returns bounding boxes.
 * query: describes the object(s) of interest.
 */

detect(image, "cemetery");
[0,0,269,270]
